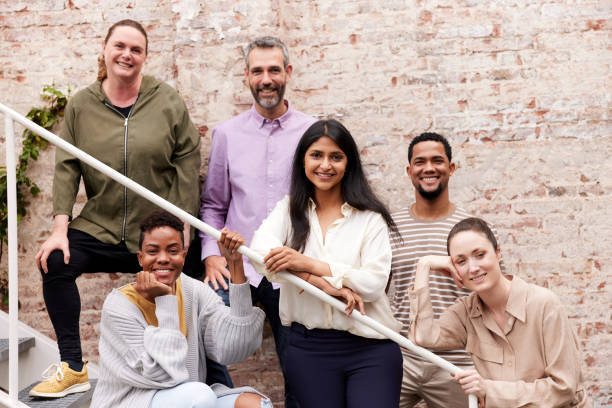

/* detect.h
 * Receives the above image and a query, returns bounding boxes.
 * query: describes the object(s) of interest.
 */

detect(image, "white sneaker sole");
[29,381,91,398]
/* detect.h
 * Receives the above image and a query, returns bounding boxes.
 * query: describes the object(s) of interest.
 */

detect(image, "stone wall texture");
[1,0,610,406]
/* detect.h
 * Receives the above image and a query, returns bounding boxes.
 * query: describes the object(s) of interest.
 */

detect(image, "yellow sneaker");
[29,361,91,398]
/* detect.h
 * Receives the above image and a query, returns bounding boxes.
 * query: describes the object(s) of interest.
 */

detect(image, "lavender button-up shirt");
[200,102,316,288]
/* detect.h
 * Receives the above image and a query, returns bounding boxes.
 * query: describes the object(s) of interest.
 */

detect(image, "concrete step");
[18,379,97,408]
[0,337,36,362]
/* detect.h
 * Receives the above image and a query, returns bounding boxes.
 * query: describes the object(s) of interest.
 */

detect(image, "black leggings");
[41,228,200,363]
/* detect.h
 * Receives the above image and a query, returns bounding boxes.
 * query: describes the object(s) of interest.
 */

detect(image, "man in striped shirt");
[389,132,476,408]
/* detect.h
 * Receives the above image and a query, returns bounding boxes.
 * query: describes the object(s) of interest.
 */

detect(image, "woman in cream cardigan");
[91,211,270,408]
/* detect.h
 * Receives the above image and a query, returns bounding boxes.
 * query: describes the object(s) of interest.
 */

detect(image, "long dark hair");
[288,119,398,252]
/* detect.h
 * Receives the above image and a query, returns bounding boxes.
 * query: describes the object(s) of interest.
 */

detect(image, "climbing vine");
[0,85,69,305]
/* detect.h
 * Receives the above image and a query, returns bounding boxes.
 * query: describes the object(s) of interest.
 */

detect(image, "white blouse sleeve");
[249,196,292,283]
[322,213,392,302]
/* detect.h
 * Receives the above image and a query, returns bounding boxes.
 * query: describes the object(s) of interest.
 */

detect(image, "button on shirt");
[250,197,402,339]
[200,103,316,288]
[409,275,590,407]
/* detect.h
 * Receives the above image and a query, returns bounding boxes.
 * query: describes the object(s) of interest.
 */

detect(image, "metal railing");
[1,105,31,408]
[0,102,477,408]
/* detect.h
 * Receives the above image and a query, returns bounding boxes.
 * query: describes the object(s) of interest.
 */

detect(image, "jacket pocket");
[466,336,504,378]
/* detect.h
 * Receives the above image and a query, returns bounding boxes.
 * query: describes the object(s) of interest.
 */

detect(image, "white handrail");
[0,390,31,408]
[0,102,477,408]
[4,110,21,407]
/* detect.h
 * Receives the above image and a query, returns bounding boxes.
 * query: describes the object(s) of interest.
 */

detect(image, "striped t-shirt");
[389,206,475,366]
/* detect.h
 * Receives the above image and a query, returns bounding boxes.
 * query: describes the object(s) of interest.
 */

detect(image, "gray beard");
[251,85,286,110]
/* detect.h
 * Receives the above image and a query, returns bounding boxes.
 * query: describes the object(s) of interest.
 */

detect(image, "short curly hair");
[408,132,452,163]
[139,210,184,249]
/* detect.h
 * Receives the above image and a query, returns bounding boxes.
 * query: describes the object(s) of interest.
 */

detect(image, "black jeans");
[40,229,206,367]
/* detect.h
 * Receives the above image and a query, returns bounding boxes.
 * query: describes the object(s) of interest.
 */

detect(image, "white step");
[0,338,36,362]
[0,310,99,405]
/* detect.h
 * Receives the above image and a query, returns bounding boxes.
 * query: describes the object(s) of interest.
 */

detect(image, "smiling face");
[245,46,292,116]
[137,226,185,287]
[102,25,147,82]
[304,136,348,196]
[448,230,502,293]
[407,140,455,200]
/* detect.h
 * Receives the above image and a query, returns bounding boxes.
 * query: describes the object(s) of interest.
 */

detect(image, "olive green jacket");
[53,76,201,253]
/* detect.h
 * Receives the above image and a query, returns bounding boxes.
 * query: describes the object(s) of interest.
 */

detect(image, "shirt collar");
[468,275,527,323]
[469,292,484,318]
[340,202,355,216]
[505,275,527,323]
[249,100,292,129]
[307,198,355,217]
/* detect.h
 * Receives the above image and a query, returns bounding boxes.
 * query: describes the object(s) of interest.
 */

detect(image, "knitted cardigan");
[90,274,266,408]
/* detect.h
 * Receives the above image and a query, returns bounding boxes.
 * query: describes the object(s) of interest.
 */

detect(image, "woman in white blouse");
[248,119,403,408]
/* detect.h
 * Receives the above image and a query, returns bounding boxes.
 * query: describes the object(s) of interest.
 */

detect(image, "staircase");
[0,310,98,408]
[0,339,35,363]
[16,380,97,408]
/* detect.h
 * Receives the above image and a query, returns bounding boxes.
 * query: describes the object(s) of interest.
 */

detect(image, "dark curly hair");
[139,210,184,249]
[408,132,452,163]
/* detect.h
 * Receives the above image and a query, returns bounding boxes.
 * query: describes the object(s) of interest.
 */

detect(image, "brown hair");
[446,217,498,255]
[97,19,148,81]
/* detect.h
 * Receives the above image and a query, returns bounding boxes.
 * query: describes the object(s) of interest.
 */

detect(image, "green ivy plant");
[0,85,69,306]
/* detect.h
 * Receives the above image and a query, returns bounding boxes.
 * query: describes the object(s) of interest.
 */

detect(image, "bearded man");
[199,36,315,408]
[389,132,503,408]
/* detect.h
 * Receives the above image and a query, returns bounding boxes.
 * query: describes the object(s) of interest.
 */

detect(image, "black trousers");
[40,229,207,366]
[250,278,298,408]
[286,322,402,408]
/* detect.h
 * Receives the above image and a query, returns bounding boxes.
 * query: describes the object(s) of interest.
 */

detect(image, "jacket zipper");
[104,99,137,242]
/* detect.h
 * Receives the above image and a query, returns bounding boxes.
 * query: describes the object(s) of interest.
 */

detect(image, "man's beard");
[417,183,444,200]
[250,83,286,110]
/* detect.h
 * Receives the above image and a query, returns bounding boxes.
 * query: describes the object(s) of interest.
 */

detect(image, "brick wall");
[1,1,610,406]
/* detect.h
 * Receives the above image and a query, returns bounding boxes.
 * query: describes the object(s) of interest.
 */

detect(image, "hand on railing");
[331,287,365,317]
[216,228,245,263]
[35,215,70,273]
[455,369,486,407]
[291,271,365,317]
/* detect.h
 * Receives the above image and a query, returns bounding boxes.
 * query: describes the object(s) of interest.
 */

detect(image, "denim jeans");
[151,382,273,408]
[209,276,231,307]
[206,275,233,387]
